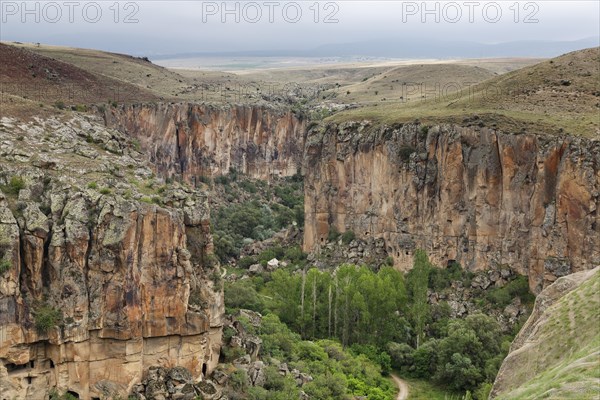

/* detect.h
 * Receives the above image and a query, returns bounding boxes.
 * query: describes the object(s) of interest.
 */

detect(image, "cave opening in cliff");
[66,390,80,399]
[25,376,33,385]
[202,363,208,377]
[4,362,27,373]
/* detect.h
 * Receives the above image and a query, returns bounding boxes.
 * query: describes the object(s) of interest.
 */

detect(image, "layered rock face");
[105,103,306,183]
[0,116,223,399]
[304,122,599,292]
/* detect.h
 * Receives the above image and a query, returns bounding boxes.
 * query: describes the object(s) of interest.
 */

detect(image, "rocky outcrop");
[303,122,599,292]
[0,115,223,399]
[104,103,306,183]
[491,267,600,399]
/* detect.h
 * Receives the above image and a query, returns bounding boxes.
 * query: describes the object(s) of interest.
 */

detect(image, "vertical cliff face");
[303,122,599,292]
[105,103,306,183]
[0,116,223,399]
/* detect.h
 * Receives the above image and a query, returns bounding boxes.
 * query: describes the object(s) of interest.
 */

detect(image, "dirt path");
[391,373,409,400]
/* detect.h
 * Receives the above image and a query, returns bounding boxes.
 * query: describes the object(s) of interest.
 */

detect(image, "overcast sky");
[1,1,598,56]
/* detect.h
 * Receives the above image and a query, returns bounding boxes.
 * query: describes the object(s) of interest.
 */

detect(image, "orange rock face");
[0,192,222,399]
[0,113,224,400]
[303,123,599,293]
[105,104,307,183]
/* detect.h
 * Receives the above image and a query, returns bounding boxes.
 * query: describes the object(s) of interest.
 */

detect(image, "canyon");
[105,103,599,293]
[0,42,598,399]
[1,101,597,398]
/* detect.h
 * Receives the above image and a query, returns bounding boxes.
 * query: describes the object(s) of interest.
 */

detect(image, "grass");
[328,47,600,138]
[1,176,25,196]
[396,376,460,400]
[495,269,600,399]
[34,305,62,334]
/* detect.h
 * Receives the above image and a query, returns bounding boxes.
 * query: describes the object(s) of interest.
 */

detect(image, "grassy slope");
[14,42,191,100]
[324,64,496,105]
[493,268,600,399]
[398,376,460,400]
[329,47,600,138]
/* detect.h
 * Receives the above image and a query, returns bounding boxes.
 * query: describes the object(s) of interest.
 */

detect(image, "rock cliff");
[0,115,223,399]
[303,122,599,292]
[104,103,306,183]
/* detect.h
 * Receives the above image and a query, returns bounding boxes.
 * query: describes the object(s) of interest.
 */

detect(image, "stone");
[248,264,264,274]
[211,369,228,385]
[248,361,266,386]
[544,257,571,279]
[266,258,280,271]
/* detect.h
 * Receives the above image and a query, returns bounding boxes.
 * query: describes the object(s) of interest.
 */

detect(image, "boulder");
[266,258,280,271]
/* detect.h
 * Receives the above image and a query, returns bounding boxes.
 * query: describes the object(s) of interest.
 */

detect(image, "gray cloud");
[1,1,598,56]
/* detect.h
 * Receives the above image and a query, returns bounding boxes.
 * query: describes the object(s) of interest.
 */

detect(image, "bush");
[341,230,356,244]
[238,256,257,269]
[87,182,98,189]
[284,246,306,264]
[398,145,415,162]
[0,259,11,275]
[34,305,62,334]
[238,180,258,193]
[215,175,230,185]
[487,275,533,307]
[2,176,25,195]
[99,188,111,195]
[224,281,265,313]
[328,228,340,242]
[387,342,414,370]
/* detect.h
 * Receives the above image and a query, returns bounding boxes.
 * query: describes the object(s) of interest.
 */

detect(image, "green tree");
[407,250,431,348]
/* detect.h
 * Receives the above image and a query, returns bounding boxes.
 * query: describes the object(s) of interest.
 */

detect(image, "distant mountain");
[152,37,599,60]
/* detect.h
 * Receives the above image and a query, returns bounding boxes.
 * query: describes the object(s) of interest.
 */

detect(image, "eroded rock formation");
[104,103,306,183]
[0,116,223,399]
[303,122,599,292]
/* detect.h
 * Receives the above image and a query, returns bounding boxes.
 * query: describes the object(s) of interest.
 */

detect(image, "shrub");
[54,101,66,110]
[215,175,229,185]
[398,145,416,162]
[486,275,533,307]
[387,342,415,370]
[328,228,340,242]
[130,138,141,152]
[0,259,11,275]
[34,305,62,334]
[341,230,356,244]
[238,180,258,193]
[87,182,98,190]
[238,256,257,269]
[284,246,306,264]
[99,188,111,195]
[2,176,25,195]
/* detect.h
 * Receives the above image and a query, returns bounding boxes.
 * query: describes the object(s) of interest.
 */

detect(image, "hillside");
[322,63,496,104]
[0,42,157,108]
[330,47,600,137]
[491,267,600,399]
